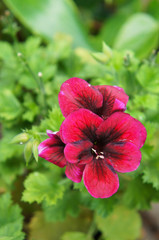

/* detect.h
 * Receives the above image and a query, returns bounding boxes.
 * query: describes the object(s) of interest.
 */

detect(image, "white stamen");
[92,148,97,155]
[96,155,104,160]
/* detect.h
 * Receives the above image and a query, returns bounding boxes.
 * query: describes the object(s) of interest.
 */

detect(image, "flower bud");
[11,133,30,144]
[102,42,112,59]
[32,139,40,162]
[92,52,109,63]
[24,140,33,165]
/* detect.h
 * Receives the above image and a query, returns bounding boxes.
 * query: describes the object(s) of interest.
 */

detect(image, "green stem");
[86,218,96,240]
[18,55,47,115]
[38,74,48,113]
[20,55,41,89]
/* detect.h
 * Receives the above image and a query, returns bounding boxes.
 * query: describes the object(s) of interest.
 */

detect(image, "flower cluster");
[38,78,147,198]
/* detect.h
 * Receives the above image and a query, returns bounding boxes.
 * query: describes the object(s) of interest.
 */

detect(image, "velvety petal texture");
[58,78,129,120]
[38,78,147,199]
[38,131,66,168]
[96,112,147,148]
[105,142,142,173]
[64,140,93,164]
[65,162,85,183]
[95,85,129,118]
[60,109,103,144]
[58,77,103,117]
[83,160,119,198]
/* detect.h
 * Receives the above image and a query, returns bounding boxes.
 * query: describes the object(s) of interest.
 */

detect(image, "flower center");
[91,148,104,160]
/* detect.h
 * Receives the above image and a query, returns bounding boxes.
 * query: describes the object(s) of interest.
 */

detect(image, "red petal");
[106,85,129,106]
[106,142,142,173]
[38,135,66,168]
[64,140,93,164]
[96,112,146,148]
[65,162,85,183]
[58,78,103,117]
[60,109,103,144]
[46,130,59,138]
[95,85,129,118]
[83,160,119,198]
[134,119,147,148]
[113,99,126,112]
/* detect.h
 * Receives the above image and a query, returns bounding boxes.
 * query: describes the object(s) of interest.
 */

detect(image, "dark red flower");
[38,130,66,168]
[38,130,84,182]
[60,109,147,198]
[58,77,129,119]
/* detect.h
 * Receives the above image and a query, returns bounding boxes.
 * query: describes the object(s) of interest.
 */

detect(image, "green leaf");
[22,172,64,205]
[136,63,159,93]
[0,130,23,163]
[123,177,159,210]
[40,106,65,132]
[114,13,159,58]
[4,0,92,49]
[43,191,80,222]
[0,193,24,240]
[95,205,141,240]
[22,93,39,122]
[61,232,87,240]
[133,94,159,111]
[0,89,22,121]
[81,192,117,217]
[142,150,159,190]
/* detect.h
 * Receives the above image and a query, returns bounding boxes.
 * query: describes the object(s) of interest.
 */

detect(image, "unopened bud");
[102,42,112,59]
[32,139,40,162]
[24,140,33,165]
[17,52,22,57]
[92,52,108,63]
[38,72,42,77]
[11,132,30,144]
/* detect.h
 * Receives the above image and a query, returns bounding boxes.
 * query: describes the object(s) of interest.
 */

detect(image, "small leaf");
[136,64,159,93]
[22,172,64,205]
[0,89,22,121]
[0,193,25,240]
[43,191,80,222]
[123,177,159,210]
[142,150,159,190]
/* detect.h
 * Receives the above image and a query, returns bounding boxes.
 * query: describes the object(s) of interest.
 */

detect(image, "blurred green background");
[0,0,159,240]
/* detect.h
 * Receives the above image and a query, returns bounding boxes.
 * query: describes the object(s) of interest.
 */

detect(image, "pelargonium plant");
[38,77,147,198]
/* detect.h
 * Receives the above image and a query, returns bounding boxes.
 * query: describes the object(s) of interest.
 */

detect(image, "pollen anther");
[96,155,104,160]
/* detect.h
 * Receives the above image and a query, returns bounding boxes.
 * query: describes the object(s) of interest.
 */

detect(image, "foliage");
[0,193,25,240]
[0,2,159,238]
[22,172,65,205]
[3,0,159,57]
